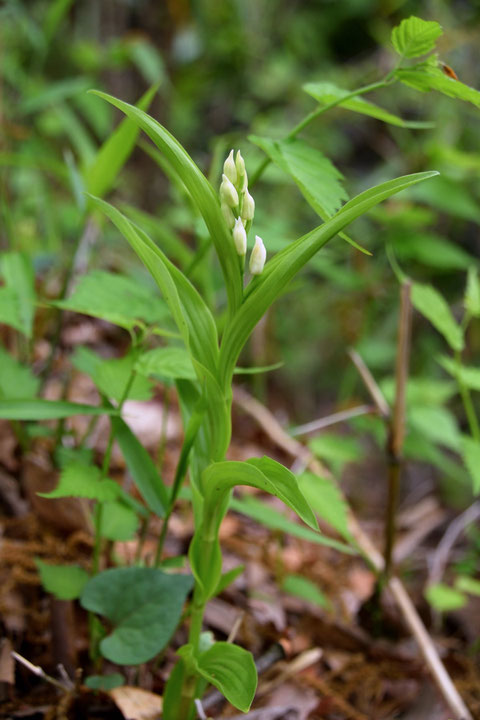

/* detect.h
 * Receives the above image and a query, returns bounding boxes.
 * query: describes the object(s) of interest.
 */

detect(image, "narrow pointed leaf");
[412,283,464,351]
[395,66,480,109]
[89,90,243,314]
[0,399,114,420]
[219,171,439,388]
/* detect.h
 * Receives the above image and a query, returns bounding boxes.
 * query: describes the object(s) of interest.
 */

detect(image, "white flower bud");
[220,173,239,208]
[223,149,237,185]
[241,188,255,221]
[249,235,266,275]
[221,201,235,229]
[232,216,247,256]
[235,150,246,178]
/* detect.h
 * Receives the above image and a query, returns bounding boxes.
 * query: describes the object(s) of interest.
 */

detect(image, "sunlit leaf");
[395,66,480,109]
[391,17,443,58]
[38,462,120,501]
[0,346,39,399]
[35,560,89,601]
[412,283,464,351]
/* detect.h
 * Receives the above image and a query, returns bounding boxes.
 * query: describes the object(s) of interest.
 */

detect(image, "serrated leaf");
[461,436,480,494]
[297,472,352,541]
[282,574,329,608]
[38,462,120,501]
[99,500,139,541]
[425,583,466,612]
[81,567,193,664]
[85,85,157,199]
[35,560,89,600]
[52,270,169,330]
[195,642,257,713]
[395,65,480,109]
[465,268,480,317]
[135,346,196,381]
[438,355,480,391]
[0,288,24,335]
[411,283,464,351]
[218,171,439,391]
[391,16,443,58]
[72,347,153,403]
[0,253,36,338]
[303,81,430,128]
[0,346,40,399]
[249,135,347,219]
[111,415,168,517]
[0,399,113,420]
[409,405,461,451]
[89,90,243,315]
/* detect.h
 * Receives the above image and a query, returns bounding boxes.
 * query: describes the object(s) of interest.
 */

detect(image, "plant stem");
[384,280,412,578]
[249,79,390,188]
[454,348,480,442]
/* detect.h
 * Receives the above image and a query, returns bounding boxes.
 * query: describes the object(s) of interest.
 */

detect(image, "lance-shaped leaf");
[89,197,219,377]
[189,458,317,599]
[0,252,36,338]
[89,90,243,315]
[395,66,480,110]
[0,399,114,420]
[85,85,157,198]
[218,171,438,389]
[303,81,432,128]
[412,283,464,351]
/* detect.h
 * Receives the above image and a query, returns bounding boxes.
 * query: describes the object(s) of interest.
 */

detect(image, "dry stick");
[429,501,480,587]
[11,651,69,692]
[348,349,390,419]
[384,280,412,578]
[233,386,473,720]
[290,404,375,437]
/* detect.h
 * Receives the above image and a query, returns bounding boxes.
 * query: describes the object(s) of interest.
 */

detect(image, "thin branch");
[233,385,473,720]
[290,404,375,437]
[11,651,69,692]
[348,348,391,419]
[429,501,480,587]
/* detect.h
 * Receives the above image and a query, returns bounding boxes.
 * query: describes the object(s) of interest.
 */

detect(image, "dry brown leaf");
[110,686,162,720]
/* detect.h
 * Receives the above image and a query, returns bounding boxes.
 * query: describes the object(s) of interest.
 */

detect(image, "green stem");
[249,79,391,188]
[455,349,480,442]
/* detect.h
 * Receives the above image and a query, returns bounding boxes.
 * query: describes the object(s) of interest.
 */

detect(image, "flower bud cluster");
[219,150,266,275]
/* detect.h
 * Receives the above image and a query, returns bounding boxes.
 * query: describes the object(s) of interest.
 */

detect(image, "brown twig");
[384,281,412,577]
[348,348,390,419]
[11,651,69,692]
[233,385,473,720]
[290,404,375,437]
[429,501,480,587]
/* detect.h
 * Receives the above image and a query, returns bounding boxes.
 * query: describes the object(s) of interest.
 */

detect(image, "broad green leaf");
[438,356,480,391]
[407,176,480,224]
[465,268,480,317]
[380,376,456,407]
[72,347,153,403]
[88,197,219,376]
[0,288,24,335]
[392,231,475,270]
[308,434,363,476]
[411,283,464,351]
[0,346,40,399]
[391,17,443,58]
[303,81,431,128]
[89,91,243,315]
[38,462,120,501]
[81,567,193,664]
[282,574,329,608]
[135,346,196,381]
[52,270,169,330]
[1,252,36,338]
[0,399,113,420]
[219,171,439,390]
[85,85,157,198]
[249,135,347,219]
[85,674,124,691]
[455,576,480,596]
[409,405,461,451]
[461,436,480,494]
[297,472,352,541]
[111,415,168,516]
[195,642,257,713]
[99,500,139,541]
[35,560,89,600]
[395,66,480,109]
[190,458,317,598]
[425,583,466,612]
[230,494,355,554]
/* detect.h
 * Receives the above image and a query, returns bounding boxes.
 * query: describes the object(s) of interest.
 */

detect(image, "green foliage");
[85,674,124,691]
[38,462,119,501]
[461,437,480,495]
[99,500,139,541]
[395,65,480,109]
[425,583,466,612]
[53,270,168,331]
[136,346,196,381]
[0,346,40,399]
[0,399,113,420]
[35,560,89,601]
[297,472,352,541]
[465,269,480,317]
[411,283,464,351]
[282,574,329,608]
[0,253,36,337]
[391,17,443,58]
[81,568,193,664]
